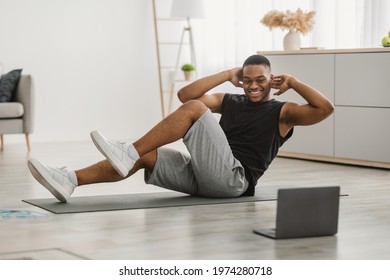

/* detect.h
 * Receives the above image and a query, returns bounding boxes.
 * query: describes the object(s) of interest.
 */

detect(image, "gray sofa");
[0,75,34,151]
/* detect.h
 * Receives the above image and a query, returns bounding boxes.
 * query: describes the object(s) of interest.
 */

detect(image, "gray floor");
[1,141,390,260]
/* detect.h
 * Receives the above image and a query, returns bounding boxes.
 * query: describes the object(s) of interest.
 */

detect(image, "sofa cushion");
[0,69,23,102]
[0,102,24,118]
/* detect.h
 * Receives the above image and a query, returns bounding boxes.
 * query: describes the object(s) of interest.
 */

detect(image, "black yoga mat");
[23,187,347,214]
[22,189,278,214]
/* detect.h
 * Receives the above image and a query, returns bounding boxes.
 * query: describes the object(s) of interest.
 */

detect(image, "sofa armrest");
[14,75,34,133]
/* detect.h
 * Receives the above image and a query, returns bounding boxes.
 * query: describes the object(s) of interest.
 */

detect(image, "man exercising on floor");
[28,55,334,202]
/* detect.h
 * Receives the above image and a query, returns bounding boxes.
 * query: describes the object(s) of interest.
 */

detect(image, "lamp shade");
[170,0,205,18]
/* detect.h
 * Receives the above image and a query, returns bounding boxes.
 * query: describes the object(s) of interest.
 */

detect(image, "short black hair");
[243,54,271,70]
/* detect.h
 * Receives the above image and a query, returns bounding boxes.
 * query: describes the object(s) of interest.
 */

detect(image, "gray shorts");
[144,109,248,197]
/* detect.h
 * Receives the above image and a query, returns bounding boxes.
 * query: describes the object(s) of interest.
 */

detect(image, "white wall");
[0,0,161,143]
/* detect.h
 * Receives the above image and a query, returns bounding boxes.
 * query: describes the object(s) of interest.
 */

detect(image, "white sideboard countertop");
[258,47,390,55]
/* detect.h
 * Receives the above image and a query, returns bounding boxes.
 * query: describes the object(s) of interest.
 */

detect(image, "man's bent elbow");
[177,88,188,104]
[320,101,335,121]
[325,101,335,116]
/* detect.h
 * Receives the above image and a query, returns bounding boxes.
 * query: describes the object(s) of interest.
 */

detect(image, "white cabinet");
[335,52,390,164]
[259,48,390,167]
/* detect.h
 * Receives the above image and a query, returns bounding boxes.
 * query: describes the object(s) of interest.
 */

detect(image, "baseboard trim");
[277,151,390,170]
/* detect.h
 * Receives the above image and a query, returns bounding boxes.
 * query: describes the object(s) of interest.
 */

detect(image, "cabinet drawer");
[335,53,390,108]
[335,106,390,163]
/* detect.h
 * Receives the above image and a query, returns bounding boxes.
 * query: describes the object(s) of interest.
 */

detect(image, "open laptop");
[253,186,340,239]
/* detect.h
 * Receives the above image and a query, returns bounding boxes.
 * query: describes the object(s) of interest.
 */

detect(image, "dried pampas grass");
[261,8,316,35]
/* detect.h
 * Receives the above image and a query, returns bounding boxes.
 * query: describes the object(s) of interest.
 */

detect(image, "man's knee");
[180,100,208,121]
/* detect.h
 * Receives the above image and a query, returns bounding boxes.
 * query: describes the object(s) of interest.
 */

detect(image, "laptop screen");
[275,186,340,238]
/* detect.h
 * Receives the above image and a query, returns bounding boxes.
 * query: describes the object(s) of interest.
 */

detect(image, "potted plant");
[181,63,195,81]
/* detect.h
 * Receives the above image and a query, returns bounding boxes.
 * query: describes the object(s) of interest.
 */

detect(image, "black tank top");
[219,94,293,196]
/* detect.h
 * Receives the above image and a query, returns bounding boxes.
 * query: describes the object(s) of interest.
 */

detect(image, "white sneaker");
[27,159,76,203]
[90,130,135,177]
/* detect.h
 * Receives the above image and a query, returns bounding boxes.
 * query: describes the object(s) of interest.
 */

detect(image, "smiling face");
[242,64,272,103]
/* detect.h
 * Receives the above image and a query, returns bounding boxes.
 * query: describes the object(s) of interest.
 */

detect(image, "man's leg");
[91,100,208,177]
[76,151,157,186]
[27,150,157,202]
[28,101,206,202]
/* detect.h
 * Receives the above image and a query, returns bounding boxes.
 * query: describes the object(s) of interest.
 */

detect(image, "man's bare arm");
[177,68,242,112]
[273,75,334,128]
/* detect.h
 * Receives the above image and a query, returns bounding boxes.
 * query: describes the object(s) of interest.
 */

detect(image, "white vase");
[283,30,301,51]
[183,71,193,81]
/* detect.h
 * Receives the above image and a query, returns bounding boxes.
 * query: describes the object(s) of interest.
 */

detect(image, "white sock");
[67,171,78,186]
[127,143,140,161]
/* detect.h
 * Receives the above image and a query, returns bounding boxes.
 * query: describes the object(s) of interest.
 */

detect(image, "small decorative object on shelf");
[261,8,316,51]
[381,31,390,47]
[181,63,195,81]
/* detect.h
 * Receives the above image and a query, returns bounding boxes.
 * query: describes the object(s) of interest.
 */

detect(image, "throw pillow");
[0,69,23,102]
